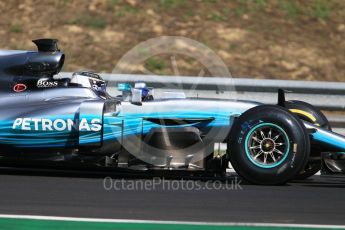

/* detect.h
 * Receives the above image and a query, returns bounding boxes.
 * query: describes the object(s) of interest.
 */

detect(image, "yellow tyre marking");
[289,109,317,123]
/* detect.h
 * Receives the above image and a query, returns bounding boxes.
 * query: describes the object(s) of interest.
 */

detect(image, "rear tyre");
[228,105,310,185]
[285,100,331,179]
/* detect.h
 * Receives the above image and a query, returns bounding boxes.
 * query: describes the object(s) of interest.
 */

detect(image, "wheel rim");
[245,123,290,168]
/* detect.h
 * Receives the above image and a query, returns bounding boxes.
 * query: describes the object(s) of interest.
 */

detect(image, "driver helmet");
[70,71,107,94]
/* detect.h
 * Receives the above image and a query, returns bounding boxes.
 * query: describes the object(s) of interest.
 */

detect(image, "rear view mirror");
[117,83,144,105]
[117,83,131,91]
[117,83,132,101]
[131,88,142,105]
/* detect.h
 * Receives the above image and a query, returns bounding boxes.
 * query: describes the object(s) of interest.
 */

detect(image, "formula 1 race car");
[0,39,344,185]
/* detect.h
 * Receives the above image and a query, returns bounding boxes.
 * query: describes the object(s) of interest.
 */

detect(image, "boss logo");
[37,79,58,88]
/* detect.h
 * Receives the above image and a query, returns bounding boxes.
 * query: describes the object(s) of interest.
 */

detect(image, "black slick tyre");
[228,105,310,185]
[285,100,331,180]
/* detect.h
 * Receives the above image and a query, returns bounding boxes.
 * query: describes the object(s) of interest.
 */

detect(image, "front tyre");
[228,105,310,185]
[285,100,331,179]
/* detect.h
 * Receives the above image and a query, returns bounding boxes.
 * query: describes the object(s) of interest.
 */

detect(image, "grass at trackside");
[0,218,338,230]
[2,1,345,81]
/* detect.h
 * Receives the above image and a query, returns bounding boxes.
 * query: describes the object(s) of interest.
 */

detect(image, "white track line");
[0,214,344,229]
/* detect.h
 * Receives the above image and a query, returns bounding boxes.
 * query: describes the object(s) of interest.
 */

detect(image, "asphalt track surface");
[0,168,345,226]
